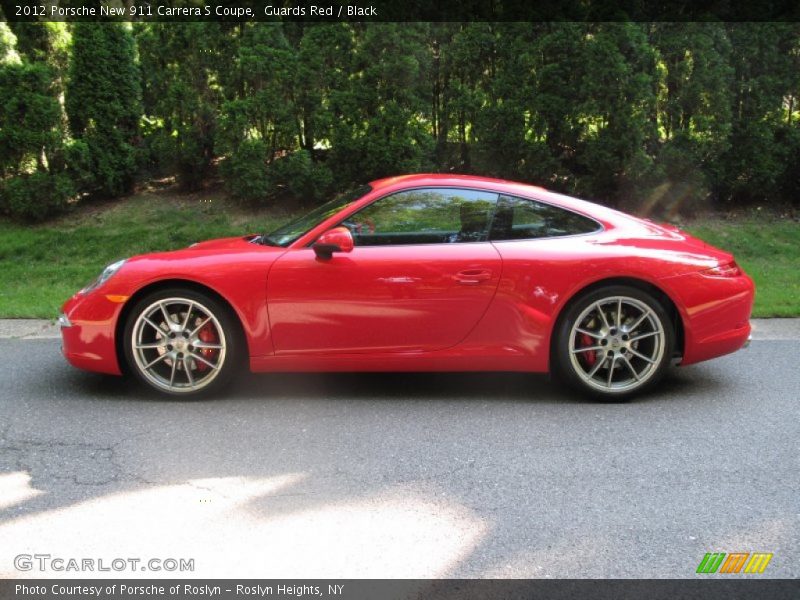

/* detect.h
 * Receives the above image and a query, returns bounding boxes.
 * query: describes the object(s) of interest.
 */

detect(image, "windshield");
[262,185,372,247]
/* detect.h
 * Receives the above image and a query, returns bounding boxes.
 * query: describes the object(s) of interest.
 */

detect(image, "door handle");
[454,269,492,285]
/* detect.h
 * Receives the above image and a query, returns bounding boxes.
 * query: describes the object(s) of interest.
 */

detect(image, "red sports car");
[59,174,754,399]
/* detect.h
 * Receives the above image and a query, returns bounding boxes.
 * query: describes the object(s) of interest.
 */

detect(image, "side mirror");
[313,226,354,259]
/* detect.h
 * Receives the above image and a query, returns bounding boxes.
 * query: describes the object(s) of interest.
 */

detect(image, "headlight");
[82,259,127,293]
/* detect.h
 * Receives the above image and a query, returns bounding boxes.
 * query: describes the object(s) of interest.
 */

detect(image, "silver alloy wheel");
[568,295,665,393]
[130,297,227,394]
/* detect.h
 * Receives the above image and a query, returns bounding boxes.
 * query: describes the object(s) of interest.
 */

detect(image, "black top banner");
[1,0,800,22]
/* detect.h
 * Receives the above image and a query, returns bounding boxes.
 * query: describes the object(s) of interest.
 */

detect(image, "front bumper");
[59,293,124,376]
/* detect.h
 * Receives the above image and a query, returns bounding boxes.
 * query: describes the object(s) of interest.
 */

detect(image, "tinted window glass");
[343,188,498,246]
[490,195,601,240]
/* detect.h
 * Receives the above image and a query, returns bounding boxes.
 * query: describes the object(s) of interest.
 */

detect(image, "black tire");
[553,285,675,400]
[122,287,242,398]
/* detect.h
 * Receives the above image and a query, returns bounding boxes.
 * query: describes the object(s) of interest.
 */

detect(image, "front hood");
[187,235,260,250]
[123,235,285,266]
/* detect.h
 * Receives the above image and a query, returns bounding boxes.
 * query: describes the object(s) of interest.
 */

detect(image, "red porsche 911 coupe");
[59,174,754,399]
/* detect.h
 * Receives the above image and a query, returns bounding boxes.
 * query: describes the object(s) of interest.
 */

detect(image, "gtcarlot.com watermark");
[14,553,195,573]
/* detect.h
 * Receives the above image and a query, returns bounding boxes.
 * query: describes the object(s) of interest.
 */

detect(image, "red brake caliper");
[195,323,219,372]
[580,333,596,367]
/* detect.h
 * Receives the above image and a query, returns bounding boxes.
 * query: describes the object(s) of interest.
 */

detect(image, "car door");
[267,187,502,354]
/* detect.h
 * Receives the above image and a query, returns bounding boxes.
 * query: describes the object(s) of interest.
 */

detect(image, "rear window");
[490,195,601,240]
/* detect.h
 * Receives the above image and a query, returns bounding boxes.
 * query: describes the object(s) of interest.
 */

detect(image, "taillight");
[702,261,742,277]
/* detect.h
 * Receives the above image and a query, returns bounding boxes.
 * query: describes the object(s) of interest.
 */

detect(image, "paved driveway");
[0,321,797,578]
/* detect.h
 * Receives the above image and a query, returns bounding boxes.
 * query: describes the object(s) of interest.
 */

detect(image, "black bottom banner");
[3,579,799,600]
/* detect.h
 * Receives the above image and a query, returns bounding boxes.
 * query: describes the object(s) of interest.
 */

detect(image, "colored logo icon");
[696,552,773,574]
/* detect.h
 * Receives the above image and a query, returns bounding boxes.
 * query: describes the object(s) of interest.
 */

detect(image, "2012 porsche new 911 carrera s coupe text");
[59,174,754,399]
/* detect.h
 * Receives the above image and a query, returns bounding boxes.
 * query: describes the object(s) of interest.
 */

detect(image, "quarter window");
[342,188,498,246]
[489,195,601,240]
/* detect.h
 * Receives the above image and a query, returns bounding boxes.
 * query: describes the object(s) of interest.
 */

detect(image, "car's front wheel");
[123,289,240,397]
[554,285,675,399]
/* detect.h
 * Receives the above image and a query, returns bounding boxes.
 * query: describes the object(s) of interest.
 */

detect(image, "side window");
[490,195,601,240]
[342,188,498,246]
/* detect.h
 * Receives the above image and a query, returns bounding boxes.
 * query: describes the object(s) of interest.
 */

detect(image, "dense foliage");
[66,22,141,198]
[0,22,73,220]
[0,21,799,220]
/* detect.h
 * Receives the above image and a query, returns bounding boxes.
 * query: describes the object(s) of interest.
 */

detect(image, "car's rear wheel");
[554,285,674,399]
[123,289,240,397]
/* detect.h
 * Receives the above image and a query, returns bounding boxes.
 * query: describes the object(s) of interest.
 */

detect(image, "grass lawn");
[0,187,301,319]
[685,216,800,317]
[0,189,797,318]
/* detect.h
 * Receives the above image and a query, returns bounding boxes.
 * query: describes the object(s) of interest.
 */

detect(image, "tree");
[573,23,659,204]
[66,22,141,197]
[0,25,73,220]
[525,22,589,187]
[719,23,797,204]
[124,22,799,210]
[647,23,733,211]
[0,22,20,64]
[136,22,237,190]
[329,23,434,185]
[219,24,297,157]
[292,23,353,155]
[219,23,335,203]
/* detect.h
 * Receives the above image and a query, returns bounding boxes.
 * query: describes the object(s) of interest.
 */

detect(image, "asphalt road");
[0,335,797,579]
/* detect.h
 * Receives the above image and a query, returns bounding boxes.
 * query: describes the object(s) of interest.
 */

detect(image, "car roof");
[368,173,544,192]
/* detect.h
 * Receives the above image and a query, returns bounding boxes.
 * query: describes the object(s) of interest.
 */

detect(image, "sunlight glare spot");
[0,476,487,578]
[0,472,43,511]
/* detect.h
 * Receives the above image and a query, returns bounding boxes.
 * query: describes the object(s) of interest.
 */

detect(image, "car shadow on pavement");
[61,369,590,405]
[59,363,722,407]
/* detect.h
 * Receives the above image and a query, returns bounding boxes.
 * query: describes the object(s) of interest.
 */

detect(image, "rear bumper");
[661,271,755,366]
[682,320,752,365]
